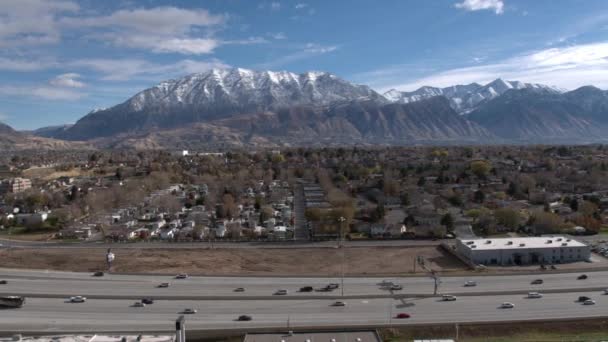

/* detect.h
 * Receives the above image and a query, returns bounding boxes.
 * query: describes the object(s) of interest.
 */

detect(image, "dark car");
[578,296,591,302]
[531,279,543,285]
[0,280,7,285]
[93,271,104,277]
[141,298,154,305]
[578,274,588,280]
[234,287,245,292]
[237,315,252,321]
[316,286,333,292]
[395,313,411,319]
[328,283,340,289]
[299,286,314,292]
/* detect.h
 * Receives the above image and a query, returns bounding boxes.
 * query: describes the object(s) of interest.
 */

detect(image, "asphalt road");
[1,269,607,300]
[0,238,441,249]
[3,291,608,333]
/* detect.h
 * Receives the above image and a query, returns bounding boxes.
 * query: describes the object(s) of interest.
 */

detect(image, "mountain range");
[6,67,608,149]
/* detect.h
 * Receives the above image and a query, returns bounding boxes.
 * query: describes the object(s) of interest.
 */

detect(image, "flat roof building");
[455,236,590,266]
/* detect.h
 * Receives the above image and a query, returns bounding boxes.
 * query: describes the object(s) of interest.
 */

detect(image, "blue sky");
[2,0,608,129]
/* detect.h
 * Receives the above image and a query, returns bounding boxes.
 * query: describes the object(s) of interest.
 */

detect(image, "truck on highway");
[0,296,25,308]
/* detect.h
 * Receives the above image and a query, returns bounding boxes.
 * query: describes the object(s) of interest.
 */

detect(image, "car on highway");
[328,283,340,289]
[604,289,608,295]
[395,313,410,319]
[331,301,346,307]
[464,280,477,287]
[141,298,154,305]
[379,280,394,286]
[274,289,288,295]
[390,284,403,291]
[0,280,7,285]
[527,292,543,299]
[133,301,145,307]
[578,296,591,302]
[531,279,543,285]
[93,271,104,277]
[578,274,588,280]
[500,302,515,309]
[158,282,170,288]
[175,274,189,279]
[234,287,245,292]
[583,299,596,305]
[316,286,334,292]
[68,296,86,303]
[442,295,457,301]
[182,308,197,314]
[237,315,252,321]
[299,286,314,292]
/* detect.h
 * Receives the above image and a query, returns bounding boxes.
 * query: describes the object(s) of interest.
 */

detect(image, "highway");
[1,269,608,300]
[3,291,608,333]
[2,269,608,333]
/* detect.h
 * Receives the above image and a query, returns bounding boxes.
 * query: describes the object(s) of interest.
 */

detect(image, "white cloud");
[269,32,287,40]
[454,0,504,15]
[0,57,57,72]
[295,3,308,9]
[60,6,225,55]
[371,41,608,92]
[0,0,79,47]
[0,85,85,100]
[71,58,229,81]
[257,43,338,69]
[50,73,85,88]
[270,2,281,10]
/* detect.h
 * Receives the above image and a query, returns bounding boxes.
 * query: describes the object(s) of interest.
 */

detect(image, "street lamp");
[337,216,346,248]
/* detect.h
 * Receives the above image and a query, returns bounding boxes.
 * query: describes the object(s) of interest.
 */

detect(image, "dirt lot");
[0,246,466,276]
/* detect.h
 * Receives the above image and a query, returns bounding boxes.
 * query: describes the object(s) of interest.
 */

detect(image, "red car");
[395,313,411,319]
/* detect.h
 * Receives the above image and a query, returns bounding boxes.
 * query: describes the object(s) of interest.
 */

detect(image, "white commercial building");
[456,236,590,266]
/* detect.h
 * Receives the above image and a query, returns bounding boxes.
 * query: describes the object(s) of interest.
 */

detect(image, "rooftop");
[243,331,381,342]
[458,236,587,251]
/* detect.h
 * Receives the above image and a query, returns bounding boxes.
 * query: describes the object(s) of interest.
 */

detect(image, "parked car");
[531,279,543,285]
[395,313,410,319]
[331,301,346,307]
[527,292,543,299]
[500,302,515,309]
[237,315,252,321]
[299,286,314,292]
[464,280,477,287]
[274,289,288,295]
[578,296,591,302]
[93,271,104,277]
[442,295,457,301]
[578,274,588,280]
[182,308,197,314]
[234,287,245,292]
[175,274,189,279]
[158,283,170,288]
[69,296,86,303]
[141,298,154,305]
[583,299,596,305]
[390,284,403,291]
[133,302,145,307]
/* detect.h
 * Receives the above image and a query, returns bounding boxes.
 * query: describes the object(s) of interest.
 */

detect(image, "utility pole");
[337,216,346,298]
[337,216,346,248]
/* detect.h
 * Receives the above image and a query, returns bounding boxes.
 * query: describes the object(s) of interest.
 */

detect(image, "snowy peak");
[126,67,384,112]
[384,78,563,113]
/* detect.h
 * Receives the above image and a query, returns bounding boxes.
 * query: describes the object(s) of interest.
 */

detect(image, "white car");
[69,296,86,303]
[583,299,596,305]
[442,295,457,301]
[527,292,543,299]
[390,284,403,291]
[464,280,477,287]
[500,302,515,309]
[175,274,189,279]
[183,308,198,314]
[133,302,145,307]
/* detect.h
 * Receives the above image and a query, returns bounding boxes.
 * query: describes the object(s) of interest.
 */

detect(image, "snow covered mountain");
[384,79,562,113]
[60,68,386,140]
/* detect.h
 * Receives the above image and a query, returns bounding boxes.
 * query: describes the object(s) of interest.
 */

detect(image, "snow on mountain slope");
[384,79,562,113]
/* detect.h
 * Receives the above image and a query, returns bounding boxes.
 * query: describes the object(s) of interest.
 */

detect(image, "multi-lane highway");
[1,268,608,333]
